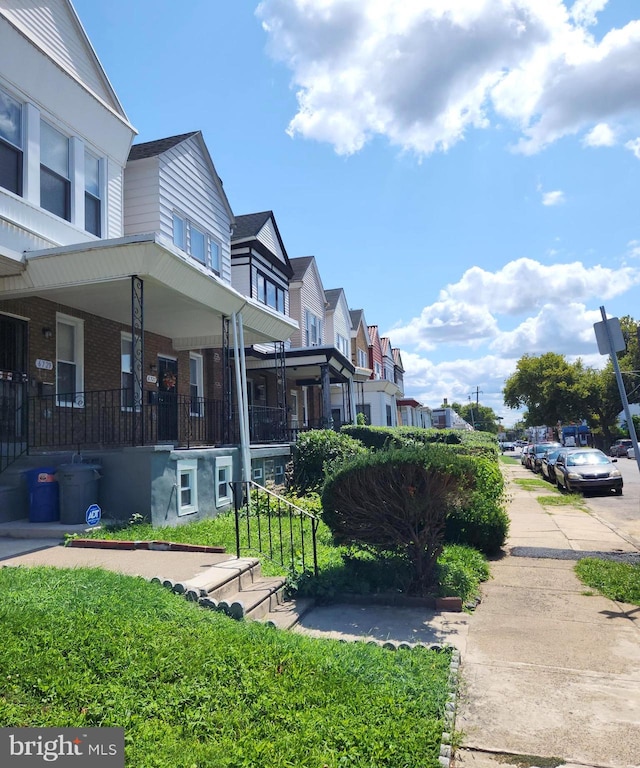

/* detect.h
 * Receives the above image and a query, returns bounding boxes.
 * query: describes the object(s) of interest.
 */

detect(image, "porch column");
[131,275,144,445]
[320,363,332,429]
[348,379,357,425]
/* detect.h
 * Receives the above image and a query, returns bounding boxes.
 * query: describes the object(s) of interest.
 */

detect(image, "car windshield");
[566,451,610,467]
[545,449,561,461]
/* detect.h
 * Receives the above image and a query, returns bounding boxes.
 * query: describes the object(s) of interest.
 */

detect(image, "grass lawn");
[575,558,640,605]
[0,566,452,768]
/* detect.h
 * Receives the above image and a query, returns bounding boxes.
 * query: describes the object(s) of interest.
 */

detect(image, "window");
[56,314,83,406]
[0,88,22,196]
[336,334,349,356]
[210,239,220,274]
[172,212,221,272]
[177,460,198,516]
[386,404,393,426]
[305,310,322,346]
[374,362,382,379]
[173,213,186,249]
[190,225,206,264]
[256,271,285,313]
[121,334,134,409]
[357,348,367,368]
[84,151,101,236]
[40,121,70,220]
[190,353,203,416]
[215,456,233,508]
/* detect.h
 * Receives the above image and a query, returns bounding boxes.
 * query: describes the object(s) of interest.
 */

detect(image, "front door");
[157,357,178,441]
[0,315,28,445]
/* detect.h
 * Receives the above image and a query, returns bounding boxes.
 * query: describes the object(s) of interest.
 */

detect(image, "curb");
[67,538,226,554]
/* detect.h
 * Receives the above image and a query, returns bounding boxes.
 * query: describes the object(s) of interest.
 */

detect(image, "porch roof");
[246,345,355,385]
[0,234,298,348]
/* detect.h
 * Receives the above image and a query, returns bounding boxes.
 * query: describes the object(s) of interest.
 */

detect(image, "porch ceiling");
[0,234,298,347]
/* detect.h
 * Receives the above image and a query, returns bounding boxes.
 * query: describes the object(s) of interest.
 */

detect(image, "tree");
[503,353,592,427]
[448,401,500,433]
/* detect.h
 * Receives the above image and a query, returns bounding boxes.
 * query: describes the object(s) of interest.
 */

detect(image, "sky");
[72,0,640,426]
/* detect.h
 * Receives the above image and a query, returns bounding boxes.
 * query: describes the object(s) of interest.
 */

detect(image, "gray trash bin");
[56,463,101,525]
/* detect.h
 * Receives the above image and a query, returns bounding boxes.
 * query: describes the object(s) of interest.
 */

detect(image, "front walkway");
[455,461,640,768]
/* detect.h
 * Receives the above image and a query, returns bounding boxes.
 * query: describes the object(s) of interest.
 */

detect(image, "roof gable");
[232,211,293,278]
[0,0,130,122]
[128,131,234,223]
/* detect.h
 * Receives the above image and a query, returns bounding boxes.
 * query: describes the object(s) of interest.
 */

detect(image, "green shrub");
[321,445,476,594]
[436,544,491,602]
[291,429,368,492]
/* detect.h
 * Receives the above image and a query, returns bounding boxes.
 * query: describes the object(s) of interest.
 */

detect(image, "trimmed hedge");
[291,429,368,492]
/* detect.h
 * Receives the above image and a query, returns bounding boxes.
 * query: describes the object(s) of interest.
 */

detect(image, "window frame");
[305,310,322,346]
[215,456,233,508]
[176,459,198,516]
[55,313,84,407]
[84,149,101,236]
[0,86,23,197]
[189,352,204,417]
[40,120,71,221]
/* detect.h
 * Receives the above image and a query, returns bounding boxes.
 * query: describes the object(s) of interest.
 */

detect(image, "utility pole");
[469,386,483,407]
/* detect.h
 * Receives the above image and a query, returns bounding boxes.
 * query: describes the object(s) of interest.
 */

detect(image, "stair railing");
[233,481,319,577]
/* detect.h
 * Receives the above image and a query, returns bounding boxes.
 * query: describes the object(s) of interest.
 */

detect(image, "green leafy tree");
[449,402,500,433]
[503,353,592,427]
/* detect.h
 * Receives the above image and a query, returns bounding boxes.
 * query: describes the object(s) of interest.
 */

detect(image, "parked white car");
[627,446,635,459]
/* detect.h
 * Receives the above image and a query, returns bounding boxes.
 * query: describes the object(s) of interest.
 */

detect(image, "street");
[583,454,640,547]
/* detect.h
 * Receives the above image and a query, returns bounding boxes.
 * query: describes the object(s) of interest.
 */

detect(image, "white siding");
[106,157,124,238]
[0,0,122,113]
[256,220,287,267]
[158,138,232,284]
[291,260,325,347]
[123,157,161,235]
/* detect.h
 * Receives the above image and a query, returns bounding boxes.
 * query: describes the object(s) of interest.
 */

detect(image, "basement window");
[215,456,233,508]
[177,460,198,516]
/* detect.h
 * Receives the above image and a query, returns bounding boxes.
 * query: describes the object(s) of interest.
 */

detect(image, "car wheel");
[556,478,564,491]
[614,487,623,496]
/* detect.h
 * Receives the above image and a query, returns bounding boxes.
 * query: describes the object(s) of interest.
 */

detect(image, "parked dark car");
[554,448,623,495]
[609,439,633,457]
[540,447,562,483]
[529,443,561,473]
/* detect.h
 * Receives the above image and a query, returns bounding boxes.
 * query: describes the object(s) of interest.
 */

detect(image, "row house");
[0,0,296,524]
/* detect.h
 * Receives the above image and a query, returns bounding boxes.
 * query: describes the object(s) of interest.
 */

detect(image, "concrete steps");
[152,556,313,627]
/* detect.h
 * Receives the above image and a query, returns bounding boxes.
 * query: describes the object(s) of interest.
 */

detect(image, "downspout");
[231,312,249,483]
[237,311,252,483]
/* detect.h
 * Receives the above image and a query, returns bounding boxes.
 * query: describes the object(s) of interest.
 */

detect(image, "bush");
[436,544,491,602]
[444,456,509,555]
[291,430,368,492]
[341,425,464,451]
[321,446,476,594]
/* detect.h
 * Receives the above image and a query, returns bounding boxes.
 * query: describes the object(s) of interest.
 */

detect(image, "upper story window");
[40,121,70,221]
[336,333,349,356]
[357,348,367,368]
[173,212,221,274]
[374,361,382,380]
[256,272,285,313]
[0,88,22,196]
[84,151,101,236]
[305,310,323,346]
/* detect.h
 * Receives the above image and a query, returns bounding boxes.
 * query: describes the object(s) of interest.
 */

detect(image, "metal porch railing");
[234,480,319,577]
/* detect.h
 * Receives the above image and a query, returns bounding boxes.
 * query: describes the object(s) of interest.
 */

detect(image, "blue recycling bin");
[26,467,60,522]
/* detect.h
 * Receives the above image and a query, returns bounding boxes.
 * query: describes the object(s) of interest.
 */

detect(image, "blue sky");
[73,0,640,426]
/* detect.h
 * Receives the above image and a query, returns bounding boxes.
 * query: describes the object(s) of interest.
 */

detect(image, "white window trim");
[56,312,84,407]
[177,459,198,516]
[215,456,233,508]
[189,352,204,416]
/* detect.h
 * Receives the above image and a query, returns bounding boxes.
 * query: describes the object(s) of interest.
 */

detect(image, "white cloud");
[542,189,565,205]
[489,302,601,356]
[583,121,616,146]
[257,0,640,156]
[625,137,640,159]
[387,257,640,353]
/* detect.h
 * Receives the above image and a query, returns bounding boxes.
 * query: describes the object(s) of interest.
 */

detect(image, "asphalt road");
[510,446,640,548]
[584,453,640,547]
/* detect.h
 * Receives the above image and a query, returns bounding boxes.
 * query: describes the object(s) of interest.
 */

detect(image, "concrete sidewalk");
[455,462,640,768]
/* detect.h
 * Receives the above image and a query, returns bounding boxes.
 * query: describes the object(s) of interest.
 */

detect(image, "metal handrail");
[233,480,319,577]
